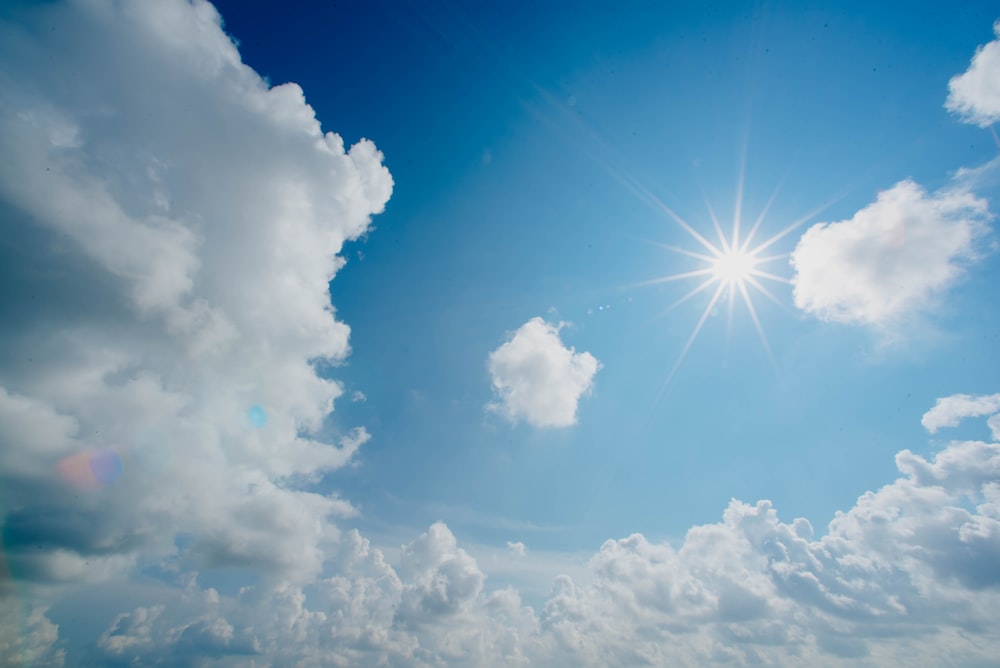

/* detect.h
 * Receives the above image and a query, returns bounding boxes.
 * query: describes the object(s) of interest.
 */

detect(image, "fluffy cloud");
[487,318,600,428]
[790,180,990,328]
[43,408,997,667]
[0,0,390,597]
[946,21,1000,127]
[923,392,1000,440]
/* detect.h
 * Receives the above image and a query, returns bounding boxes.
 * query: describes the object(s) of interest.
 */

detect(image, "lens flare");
[248,405,267,428]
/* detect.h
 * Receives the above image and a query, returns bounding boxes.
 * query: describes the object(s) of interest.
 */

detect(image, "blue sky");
[2,1,1000,665]
[213,0,1000,543]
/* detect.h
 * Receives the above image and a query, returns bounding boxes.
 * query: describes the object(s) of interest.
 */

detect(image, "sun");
[711,248,758,285]
[635,180,821,391]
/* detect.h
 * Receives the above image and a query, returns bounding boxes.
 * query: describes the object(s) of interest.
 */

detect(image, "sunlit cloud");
[923,392,1000,434]
[0,0,390,600]
[487,317,600,428]
[791,180,991,329]
[946,21,1000,127]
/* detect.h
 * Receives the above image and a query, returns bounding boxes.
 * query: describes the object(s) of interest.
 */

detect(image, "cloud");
[0,0,390,593]
[946,21,1000,127]
[923,392,1000,437]
[507,541,527,558]
[0,604,65,668]
[487,318,600,428]
[790,180,990,328]
[57,407,1000,667]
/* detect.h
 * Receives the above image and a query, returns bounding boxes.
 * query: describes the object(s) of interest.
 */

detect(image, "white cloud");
[922,392,1000,433]
[507,541,527,558]
[487,318,600,428]
[946,21,1000,127]
[0,0,390,592]
[790,180,990,328]
[0,603,65,668]
[71,408,1000,667]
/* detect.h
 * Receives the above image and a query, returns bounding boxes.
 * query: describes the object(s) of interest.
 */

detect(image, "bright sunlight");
[635,164,827,391]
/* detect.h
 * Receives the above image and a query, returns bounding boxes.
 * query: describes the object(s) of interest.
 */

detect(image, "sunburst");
[638,175,821,391]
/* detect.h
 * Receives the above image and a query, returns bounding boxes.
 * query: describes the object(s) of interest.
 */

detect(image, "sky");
[1,0,1000,666]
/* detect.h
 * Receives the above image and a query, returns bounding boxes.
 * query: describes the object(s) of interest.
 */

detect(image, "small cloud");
[487,317,600,428]
[790,180,990,329]
[946,21,1000,127]
[922,392,1000,433]
[351,390,367,403]
[506,541,526,558]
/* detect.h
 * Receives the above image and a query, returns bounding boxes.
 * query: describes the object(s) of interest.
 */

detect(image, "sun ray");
[659,282,727,395]
[740,179,783,253]
[726,281,737,339]
[732,141,748,251]
[648,275,719,324]
[753,253,789,264]
[748,193,842,256]
[744,275,787,310]
[738,280,776,368]
[633,268,715,288]
[748,269,792,284]
[702,194,731,253]
[669,275,719,309]
[662,275,719,314]
[646,241,718,263]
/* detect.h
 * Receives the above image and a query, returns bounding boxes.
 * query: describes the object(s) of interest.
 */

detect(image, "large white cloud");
[790,180,990,328]
[46,408,999,667]
[487,318,600,428]
[946,21,1000,127]
[0,0,390,607]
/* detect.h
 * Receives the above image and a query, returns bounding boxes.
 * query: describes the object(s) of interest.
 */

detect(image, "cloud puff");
[0,0,390,593]
[923,392,1000,440]
[790,180,990,328]
[946,21,1000,127]
[487,318,600,428]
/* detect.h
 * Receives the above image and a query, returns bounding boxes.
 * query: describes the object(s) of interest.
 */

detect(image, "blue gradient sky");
[214,0,999,547]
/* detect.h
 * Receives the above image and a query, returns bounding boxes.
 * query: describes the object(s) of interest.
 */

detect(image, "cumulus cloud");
[923,392,1000,437]
[790,180,990,328]
[0,0,390,594]
[49,407,999,667]
[487,318,600,428]
[946,21,1000,127]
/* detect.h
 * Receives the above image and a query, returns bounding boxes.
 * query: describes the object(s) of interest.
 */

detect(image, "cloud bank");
[790,180,990,328]
[0,0,389,658]
[16,409,996,667]
[487,318,600,428]
[946,21,1000,127]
